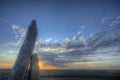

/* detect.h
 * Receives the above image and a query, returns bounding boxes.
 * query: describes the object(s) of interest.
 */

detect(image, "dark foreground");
[0,69,120,80]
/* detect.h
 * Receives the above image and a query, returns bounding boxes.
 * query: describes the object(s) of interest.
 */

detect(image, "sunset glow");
[0,0,120,70]
[38,61,58,70]
[0,63,13,69]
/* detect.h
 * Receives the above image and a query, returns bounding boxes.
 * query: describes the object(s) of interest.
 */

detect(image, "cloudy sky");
[0,0,120,70]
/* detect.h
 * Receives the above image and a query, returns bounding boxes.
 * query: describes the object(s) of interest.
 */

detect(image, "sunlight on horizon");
[38,61,59,70]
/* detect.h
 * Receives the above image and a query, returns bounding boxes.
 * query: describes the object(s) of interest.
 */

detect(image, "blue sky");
[0,0,120,69]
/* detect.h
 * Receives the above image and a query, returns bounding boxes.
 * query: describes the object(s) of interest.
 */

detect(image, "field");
[0,69,120,80]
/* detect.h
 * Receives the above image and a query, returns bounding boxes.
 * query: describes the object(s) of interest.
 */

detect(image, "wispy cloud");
[8,25,26,47]
[101,15,112,24]
[101,15,120,27]
[8,23,120,67]
[45,38,52,43]
[109,16,120,26]
[36,31,120,67]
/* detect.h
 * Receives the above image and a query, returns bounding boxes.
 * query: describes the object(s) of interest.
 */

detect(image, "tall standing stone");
[8,20,38,80]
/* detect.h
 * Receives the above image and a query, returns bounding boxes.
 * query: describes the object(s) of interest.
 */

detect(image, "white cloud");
[79,35,86,45]
[72,36,77,42]
[8,25,26,47]
[63,38,70,43]
[39,47,67,53]
[7,25,120,67]
[8,41,21,46]
[12,25,19,30]
[72,32,86,45]
[12,25,26,38]
[8,50,18,54]
[45,38,52,43]
[61,38,70,47]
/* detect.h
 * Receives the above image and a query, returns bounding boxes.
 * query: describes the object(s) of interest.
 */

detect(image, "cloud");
[101,15,112,24]
[45,38,52,43]
[109,16,120,26]
[8,25,26,47]
[8,24,120,67]
[101,15,120,31]
[12,25,26,37]
[35,30,120,67]
[72,32,86,44]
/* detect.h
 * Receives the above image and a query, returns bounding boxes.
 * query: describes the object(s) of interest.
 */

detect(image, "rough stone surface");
[29,54,40,80]
[8,20,38,80]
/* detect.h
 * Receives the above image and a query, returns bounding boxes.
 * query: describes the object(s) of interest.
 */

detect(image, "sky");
[0,0,120,70]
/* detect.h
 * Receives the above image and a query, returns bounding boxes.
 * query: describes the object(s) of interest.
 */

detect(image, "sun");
[38,61,58,70]
[38,61,44,69]
[39,62,42,66]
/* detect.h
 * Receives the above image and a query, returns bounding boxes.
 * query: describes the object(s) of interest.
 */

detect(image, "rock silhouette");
[8,20,38,80]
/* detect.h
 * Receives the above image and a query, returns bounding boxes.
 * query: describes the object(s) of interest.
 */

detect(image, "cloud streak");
[109,16,120,26]
[8,22,120,67]
[8,25,26,47]
[37,30,120,67]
